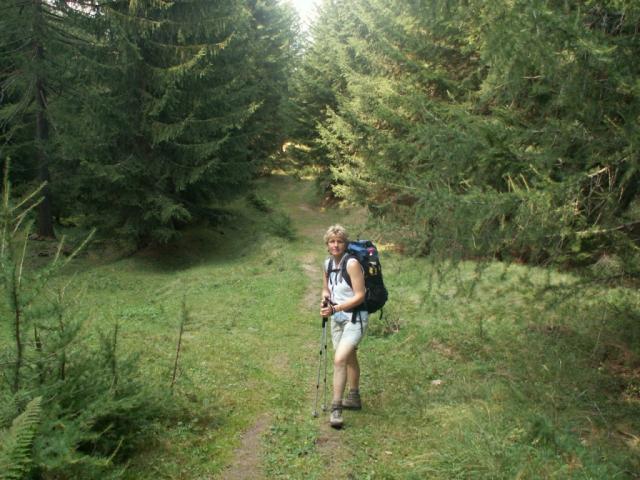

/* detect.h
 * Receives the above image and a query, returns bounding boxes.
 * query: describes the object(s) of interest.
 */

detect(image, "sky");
[286,0,319,29]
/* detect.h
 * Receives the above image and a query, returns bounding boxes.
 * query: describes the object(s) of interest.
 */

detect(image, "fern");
[0,396,42,480]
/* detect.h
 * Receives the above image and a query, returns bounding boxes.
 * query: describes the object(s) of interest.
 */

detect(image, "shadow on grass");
[134,223,256,273]
[88,202,280,274]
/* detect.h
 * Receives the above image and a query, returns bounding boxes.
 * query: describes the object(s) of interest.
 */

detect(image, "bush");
[0,163,167,478]
[266,211,296,240]
[246,192,273,213]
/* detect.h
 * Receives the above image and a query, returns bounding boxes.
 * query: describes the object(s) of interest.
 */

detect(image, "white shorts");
[331,312,368,349]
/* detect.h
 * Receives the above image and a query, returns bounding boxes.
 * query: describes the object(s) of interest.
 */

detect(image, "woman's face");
[327,235,347,257]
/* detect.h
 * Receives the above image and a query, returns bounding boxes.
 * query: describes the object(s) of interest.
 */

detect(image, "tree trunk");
[34,44,55,239]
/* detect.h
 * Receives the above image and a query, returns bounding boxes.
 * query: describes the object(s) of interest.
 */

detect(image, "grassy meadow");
[2,174,639,479]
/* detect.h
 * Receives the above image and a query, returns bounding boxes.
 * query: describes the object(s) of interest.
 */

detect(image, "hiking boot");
[342,389,362,410]
[329,402,343,429]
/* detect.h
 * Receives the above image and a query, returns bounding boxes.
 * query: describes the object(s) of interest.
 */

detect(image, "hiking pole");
[312,315,328,417]
[322,315,329,413]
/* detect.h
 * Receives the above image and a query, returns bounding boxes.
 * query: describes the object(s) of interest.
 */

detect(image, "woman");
[320,224,368,428]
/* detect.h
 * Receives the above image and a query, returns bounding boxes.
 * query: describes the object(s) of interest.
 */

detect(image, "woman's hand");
[320,303,333,317]
[320,296,334,317]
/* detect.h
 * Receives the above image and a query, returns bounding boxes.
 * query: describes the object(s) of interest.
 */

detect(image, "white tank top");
[324,256,368,323]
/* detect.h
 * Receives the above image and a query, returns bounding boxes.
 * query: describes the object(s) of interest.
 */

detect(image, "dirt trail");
[220,181,350,479]
[220,415,269,480]
[300,249,351,478]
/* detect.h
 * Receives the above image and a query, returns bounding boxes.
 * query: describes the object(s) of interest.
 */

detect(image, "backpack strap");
[340,254,353,288]
[342,255,367,316]
[326,255,352,288]
[352,309,364,328]
[326,257,338,290]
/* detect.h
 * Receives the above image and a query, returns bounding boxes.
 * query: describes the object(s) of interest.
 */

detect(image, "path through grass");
[66,174,364,478]
[28,174,640,478]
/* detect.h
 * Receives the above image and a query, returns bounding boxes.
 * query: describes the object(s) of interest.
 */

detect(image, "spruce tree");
[0,0,89,238]
[296,0,640,266]
[52,0,298,245]
[242,0,298,169]
[287,0,360,176]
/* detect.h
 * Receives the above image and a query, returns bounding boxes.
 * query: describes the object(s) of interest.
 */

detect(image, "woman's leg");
[346,349,360,391]
[333,342,357,404]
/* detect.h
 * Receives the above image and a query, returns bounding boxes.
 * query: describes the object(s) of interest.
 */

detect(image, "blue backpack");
[327,240,388,314]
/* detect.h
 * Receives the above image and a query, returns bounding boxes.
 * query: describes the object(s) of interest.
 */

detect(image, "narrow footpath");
[219,176,365,478]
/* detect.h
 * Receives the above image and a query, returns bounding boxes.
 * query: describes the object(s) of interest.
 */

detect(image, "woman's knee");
[334,345,355,367]
[334,354,347,369]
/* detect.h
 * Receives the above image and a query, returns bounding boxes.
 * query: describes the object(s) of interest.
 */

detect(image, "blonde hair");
[324,224,349,244]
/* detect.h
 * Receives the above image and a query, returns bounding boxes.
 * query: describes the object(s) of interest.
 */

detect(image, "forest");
[1,0,639,478]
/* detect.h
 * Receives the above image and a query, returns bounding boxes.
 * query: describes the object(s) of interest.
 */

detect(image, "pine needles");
[0,160,167,477]
[292,0,640,273]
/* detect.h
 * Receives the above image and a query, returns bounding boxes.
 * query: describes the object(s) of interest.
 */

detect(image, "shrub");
[0,161,167,478]
[266,211,296,240]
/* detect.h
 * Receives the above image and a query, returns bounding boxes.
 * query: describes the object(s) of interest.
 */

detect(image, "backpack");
[327,240,388,314]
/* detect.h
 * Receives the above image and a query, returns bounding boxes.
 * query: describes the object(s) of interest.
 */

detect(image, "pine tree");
[0,0,89,238]
[286,0,360,178]
[242,0,299,169]
[50,0,298,245]
[0,162,165,477]
[296,0,640,266]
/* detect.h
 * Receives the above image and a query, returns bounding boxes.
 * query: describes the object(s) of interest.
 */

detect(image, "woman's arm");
[322,270,330,303]
[320,269,333,317]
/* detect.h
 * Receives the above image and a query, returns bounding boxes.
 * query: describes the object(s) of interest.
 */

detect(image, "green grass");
[2,174,639,478]
[317,257,640,479]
